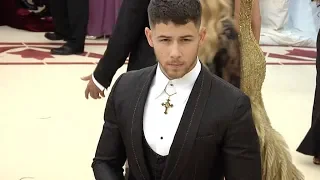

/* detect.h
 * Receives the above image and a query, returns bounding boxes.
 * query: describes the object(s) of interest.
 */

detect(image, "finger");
[100,90,105,97]
[81,75,91,81]
[90,89,101,99]
[85,86,90,99]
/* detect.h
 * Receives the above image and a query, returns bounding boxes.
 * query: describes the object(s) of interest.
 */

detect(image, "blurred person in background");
[86,0,122,40]
[44,0,88,55]
[0,0,53,32]
[81,0,158,99]
[202,0,304,179]
[297,0,320,166]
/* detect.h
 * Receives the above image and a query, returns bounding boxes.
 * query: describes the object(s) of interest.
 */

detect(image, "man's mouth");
[168,63,183,67]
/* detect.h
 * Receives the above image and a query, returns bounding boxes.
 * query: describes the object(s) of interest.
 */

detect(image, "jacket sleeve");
[92,74,127,180]
[223,95,262,180]
[93,0,150,88]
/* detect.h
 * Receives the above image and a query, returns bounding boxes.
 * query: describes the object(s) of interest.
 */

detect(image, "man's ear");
[145,27,154,47]
[199,27,207,46]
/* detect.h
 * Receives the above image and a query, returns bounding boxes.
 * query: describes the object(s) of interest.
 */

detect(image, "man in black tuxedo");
[82,0,155,99]
[91,0,261,179]
[45,0,88,55]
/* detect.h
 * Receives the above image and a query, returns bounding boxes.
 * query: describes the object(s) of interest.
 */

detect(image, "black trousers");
[297,29,320,157]
[312,29,320,156]
[49,0,88,50]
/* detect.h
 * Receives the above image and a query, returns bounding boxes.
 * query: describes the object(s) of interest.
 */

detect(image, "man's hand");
[81,75,105,99]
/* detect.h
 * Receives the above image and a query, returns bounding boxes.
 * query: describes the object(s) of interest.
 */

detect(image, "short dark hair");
[147,0,202,28]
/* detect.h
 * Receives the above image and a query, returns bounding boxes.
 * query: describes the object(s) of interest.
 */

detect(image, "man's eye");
[183,39,191,41]
[160,39,169,42]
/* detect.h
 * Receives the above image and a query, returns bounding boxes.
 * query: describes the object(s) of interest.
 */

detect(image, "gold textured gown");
[238,0,304,179]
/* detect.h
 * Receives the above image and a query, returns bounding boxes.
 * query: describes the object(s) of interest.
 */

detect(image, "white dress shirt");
[143,59,201,156]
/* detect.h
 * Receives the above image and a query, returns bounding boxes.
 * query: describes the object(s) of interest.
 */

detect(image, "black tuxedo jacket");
[92,64,261,180]
[93,0,155,89]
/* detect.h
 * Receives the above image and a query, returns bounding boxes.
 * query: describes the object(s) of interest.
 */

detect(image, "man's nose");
[170,42,182,58]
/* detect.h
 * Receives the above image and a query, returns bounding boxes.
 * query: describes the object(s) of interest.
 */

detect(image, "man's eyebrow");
[157,35,171,38]
[157,35,194,38]
[180,35,194,38]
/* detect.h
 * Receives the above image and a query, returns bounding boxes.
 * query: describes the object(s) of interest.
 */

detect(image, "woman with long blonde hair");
[199,0,241,88]
[199,0,304,179]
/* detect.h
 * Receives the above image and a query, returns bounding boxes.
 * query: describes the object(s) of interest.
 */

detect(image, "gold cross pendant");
[161,98,173,114]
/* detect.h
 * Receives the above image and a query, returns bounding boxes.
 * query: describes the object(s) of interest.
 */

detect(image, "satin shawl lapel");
[129,65,157,180]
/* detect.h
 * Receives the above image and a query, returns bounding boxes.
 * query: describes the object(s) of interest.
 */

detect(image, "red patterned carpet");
[0,42,316,65]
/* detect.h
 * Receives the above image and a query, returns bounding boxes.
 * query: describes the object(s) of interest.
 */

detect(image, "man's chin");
[166,72,184,80]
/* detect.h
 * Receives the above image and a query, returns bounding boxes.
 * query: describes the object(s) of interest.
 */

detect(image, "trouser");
[49,0,88,49]
[312,29,320,156]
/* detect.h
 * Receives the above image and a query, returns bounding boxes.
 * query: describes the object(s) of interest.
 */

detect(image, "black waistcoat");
[142,134,168,180]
